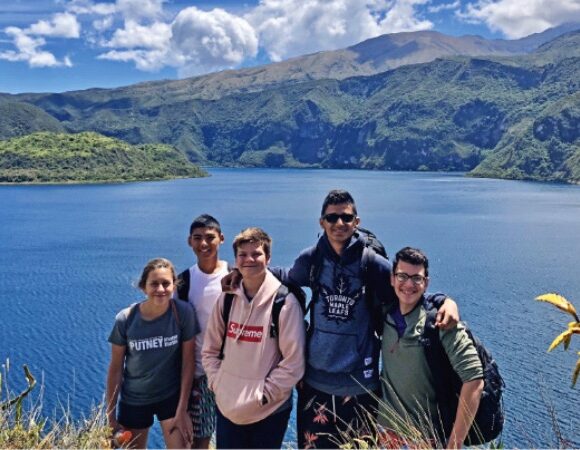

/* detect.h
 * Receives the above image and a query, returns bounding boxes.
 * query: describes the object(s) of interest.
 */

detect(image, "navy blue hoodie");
[274,231,395,395]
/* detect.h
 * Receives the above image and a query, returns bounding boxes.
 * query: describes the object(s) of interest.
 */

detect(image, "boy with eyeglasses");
[379,247,483,449]
[222,189,459,448]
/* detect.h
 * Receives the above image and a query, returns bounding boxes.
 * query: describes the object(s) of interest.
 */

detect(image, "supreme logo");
[226,321,264,342]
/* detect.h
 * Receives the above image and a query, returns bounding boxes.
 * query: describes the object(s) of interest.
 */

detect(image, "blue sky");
[1,0,578,94]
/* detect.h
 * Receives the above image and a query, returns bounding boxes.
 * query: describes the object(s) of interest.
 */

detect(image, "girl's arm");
[169,338,195,444]
[446,378,484,449]
[105,344,126,432]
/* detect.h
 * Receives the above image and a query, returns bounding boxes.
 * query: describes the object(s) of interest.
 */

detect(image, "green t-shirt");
[109,299,199,405]
[379,303,483,435]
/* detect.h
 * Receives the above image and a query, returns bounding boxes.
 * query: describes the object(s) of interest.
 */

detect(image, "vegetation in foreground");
[0,131,208,184]
[536,293,580,386]
[4,288,579,450]
[0,363,113,449]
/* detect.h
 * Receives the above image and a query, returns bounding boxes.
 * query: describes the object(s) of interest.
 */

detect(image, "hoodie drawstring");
[234,295,256,343]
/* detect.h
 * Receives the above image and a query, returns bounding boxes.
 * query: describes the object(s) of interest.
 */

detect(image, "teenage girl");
[106,258,200,449]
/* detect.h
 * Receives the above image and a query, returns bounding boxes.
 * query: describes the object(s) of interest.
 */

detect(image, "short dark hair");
[189,214,222,235]
[321,189,357,216]
[393,247,429,276]
[233,227,272,259]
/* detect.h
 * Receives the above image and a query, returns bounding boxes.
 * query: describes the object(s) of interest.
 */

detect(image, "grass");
[0,362,113,449]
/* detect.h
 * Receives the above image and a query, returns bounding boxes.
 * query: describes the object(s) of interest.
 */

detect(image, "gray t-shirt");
[109,299,200,405]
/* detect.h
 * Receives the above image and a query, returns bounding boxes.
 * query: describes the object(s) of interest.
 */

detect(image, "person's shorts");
[188,375,216,438]
[118,391,180,429]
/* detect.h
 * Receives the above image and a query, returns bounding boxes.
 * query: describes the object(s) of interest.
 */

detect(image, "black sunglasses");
[322,213,356,224]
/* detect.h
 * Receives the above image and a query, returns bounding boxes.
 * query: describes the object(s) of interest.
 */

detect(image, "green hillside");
[0,101,65,138]
[2,30,579,183]
[0,132,208,183]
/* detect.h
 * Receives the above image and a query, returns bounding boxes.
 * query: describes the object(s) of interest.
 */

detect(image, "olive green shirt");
[379,303,483,434]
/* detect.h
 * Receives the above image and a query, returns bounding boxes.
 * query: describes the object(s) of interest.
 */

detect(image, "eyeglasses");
[394,272,427,285]
[322,213,356,224]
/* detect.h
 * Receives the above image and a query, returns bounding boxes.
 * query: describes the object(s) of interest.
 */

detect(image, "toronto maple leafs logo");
[319,274,362,322]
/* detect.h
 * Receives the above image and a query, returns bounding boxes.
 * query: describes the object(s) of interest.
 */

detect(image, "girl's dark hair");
[138,258,178,289]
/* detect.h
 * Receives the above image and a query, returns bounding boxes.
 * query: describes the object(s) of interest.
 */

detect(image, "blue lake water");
[1,168,579,448]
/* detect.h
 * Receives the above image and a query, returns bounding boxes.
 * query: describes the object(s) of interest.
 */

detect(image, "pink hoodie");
[202,270,305,425]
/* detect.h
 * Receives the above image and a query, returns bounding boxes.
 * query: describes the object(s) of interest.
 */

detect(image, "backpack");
[218,283,307,360]
[421,298,505,446]
[176,268,191,301]
[308,227,388,335]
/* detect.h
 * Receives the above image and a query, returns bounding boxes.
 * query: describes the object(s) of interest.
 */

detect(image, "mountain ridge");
[1,26,579,183]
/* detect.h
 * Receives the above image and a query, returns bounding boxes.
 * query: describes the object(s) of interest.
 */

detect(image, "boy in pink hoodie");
[202,227,305,449]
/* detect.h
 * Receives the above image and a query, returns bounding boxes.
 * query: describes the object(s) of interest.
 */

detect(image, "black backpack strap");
[361,243,386,337]
[421,299,467,444]
[218,293,235,360]
[176,269,190,301]
[270,285,289,338]
[307,242,324,326]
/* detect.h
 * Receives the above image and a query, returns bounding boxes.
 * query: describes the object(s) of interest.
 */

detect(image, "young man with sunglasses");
[222,189,459,448]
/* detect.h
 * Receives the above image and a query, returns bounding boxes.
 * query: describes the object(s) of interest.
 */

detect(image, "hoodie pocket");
[308,329,360,373]
[214,367,266,423]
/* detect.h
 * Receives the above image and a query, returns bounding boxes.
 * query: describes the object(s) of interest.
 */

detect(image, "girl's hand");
[169,409,193,446]
[108,416,119,435]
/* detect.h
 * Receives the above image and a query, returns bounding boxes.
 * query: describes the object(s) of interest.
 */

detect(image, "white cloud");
[27,12,80,38]
[245,0,433,62]
[97,48,167,70]
[459,0,580,38]
[97,7,258,75]
[104,20,171,49]
[93,16,114,31]
[428,0,461,13]
[116,0,166,22]
[169,7,258,76]
[0,25,72,67]
[66,0,165,20]
[1,0,439,74]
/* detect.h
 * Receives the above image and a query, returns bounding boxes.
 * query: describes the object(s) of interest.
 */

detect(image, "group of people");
[105,189,485,449]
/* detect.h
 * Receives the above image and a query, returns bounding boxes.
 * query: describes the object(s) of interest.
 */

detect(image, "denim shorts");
[118,391,180,429]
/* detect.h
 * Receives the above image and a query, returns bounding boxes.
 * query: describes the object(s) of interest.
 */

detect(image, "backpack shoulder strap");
[124,303,139,332]
[270,285,290,338]
[361,245,385,337]
[176,268,190,301]
[170,298,180,328]
[218,293,235,360]
[421,299,464,442]
[307,241,324,316]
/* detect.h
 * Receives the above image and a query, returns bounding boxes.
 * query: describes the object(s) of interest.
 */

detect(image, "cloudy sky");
[1,0,579,93]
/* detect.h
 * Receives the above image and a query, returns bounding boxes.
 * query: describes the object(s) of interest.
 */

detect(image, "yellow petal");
[563,333,572,350]
[548,329,572,352]
[536,293,577,318]
[572,356,580,387]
